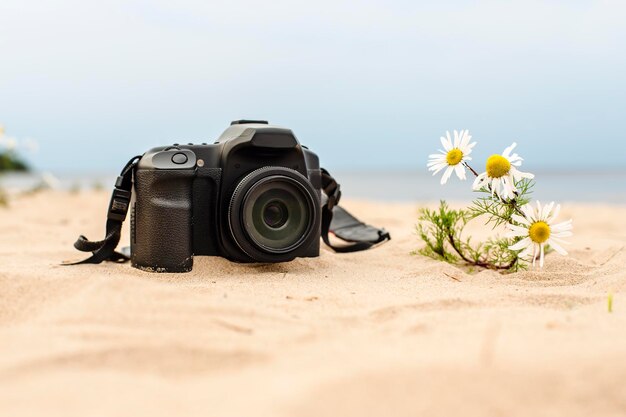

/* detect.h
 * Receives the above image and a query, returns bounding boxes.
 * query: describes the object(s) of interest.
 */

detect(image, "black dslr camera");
[70,120,390,272]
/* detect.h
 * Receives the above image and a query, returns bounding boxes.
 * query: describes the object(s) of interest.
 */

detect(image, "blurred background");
[1,0,625,201]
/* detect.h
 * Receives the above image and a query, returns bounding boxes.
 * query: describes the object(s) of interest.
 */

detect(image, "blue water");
[332,170,626,203]
[2,170,625,203]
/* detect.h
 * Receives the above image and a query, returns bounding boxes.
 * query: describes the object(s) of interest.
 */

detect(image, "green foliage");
[417,201,525,272]
[0,129,32,205]
[417,201,464,263]
[417,179,536,272]
[470,179,534,228]
[0,151,28,206]
[0,186,7,207]
[0,152,29,172]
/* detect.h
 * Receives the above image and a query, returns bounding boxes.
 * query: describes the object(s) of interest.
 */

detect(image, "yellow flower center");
[446,148,463,166]
[529,221,551,244]
[485,154,511,178]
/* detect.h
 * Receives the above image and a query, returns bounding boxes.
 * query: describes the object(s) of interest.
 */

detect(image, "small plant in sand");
[418,130,573,272]
[0,125,36,206]
[0,126,30,173]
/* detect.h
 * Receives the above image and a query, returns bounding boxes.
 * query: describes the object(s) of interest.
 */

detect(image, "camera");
[131,120,323,272]
[69,120,390,272]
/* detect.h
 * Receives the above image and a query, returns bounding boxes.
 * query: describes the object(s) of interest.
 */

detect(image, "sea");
[1,170,625,204]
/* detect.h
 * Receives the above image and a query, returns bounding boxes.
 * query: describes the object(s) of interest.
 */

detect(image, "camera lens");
[228,167,319,258]
[244,178,311,252]
[262,200,288,229]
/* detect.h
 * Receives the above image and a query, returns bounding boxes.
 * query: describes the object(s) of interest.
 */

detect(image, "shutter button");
[171,153,188,165]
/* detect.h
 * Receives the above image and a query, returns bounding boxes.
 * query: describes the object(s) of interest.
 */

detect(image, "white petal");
[428,160,447,168]
[547,204,561,223]
[512,214,531,226]
[543,201,554,221]
[427,158,446,166]
[440,135,452,152]
[509,237,532,251]
[502,142,517,158]
[499,177,510,199]
[441,166,454,184]
[532,201,542,220]
[508,223,528,232]
[500,176,515,199]
[492,177,501,197]
[511,167,534,180]
[431,164,448,176]
[506,174,518,195]
[427,162,446,170]
[550,236,571,245]
[472,172,487,190]
[427,160,447,168]
[548,239,568,255]
[454,163,466,180]
[460,130,471,149]
[551,223,573,234]
[446,130,454,148]
[521,204,535,222]
[453,130,460,148]
[429,164,448,175]
[519,246,534,261]
[506,229,527,238]
[510,167,526,180]
[551,219,573,230]
[539,243,545,268]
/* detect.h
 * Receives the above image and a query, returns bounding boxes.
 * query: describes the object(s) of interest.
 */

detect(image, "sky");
[0,0,625,173]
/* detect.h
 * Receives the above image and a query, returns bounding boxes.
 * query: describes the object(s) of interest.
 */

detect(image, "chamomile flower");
[472,142,534,199]
[506,201,573,268]
[427,130,476,184]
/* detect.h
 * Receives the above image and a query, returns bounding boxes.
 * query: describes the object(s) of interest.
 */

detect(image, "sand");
[1,190,625,417]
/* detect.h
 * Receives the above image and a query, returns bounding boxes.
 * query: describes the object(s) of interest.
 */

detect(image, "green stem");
[446,231,517,270]
[465,161,526,219]
[463,161,479,177]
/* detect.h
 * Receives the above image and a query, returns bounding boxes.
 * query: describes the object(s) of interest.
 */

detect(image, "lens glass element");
[262,200,288,229]
[242,177,312,252]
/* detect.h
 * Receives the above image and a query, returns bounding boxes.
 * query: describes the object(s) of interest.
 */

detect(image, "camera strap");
[64,155,141,265]
[320,168,391,253]
[65,160,390,265]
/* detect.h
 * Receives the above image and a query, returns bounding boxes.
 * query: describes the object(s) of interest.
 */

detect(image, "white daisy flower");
[506,200,573,268]
[427,130,476,184]
[472,142,534,199]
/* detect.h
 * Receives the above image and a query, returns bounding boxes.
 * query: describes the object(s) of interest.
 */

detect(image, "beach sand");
[1,190,625,416]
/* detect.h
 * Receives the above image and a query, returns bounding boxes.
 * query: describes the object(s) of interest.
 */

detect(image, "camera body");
[131,120,323,272]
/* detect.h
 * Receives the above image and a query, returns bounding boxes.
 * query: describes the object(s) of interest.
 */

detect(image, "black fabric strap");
[320,168,391,253]
[66,161,389,265]
[64,156,140,265]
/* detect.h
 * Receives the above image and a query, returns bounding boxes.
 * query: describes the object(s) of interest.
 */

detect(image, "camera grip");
[131,169,195,272]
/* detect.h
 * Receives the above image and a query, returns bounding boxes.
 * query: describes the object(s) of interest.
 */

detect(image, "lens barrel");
[228,167,319,261]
